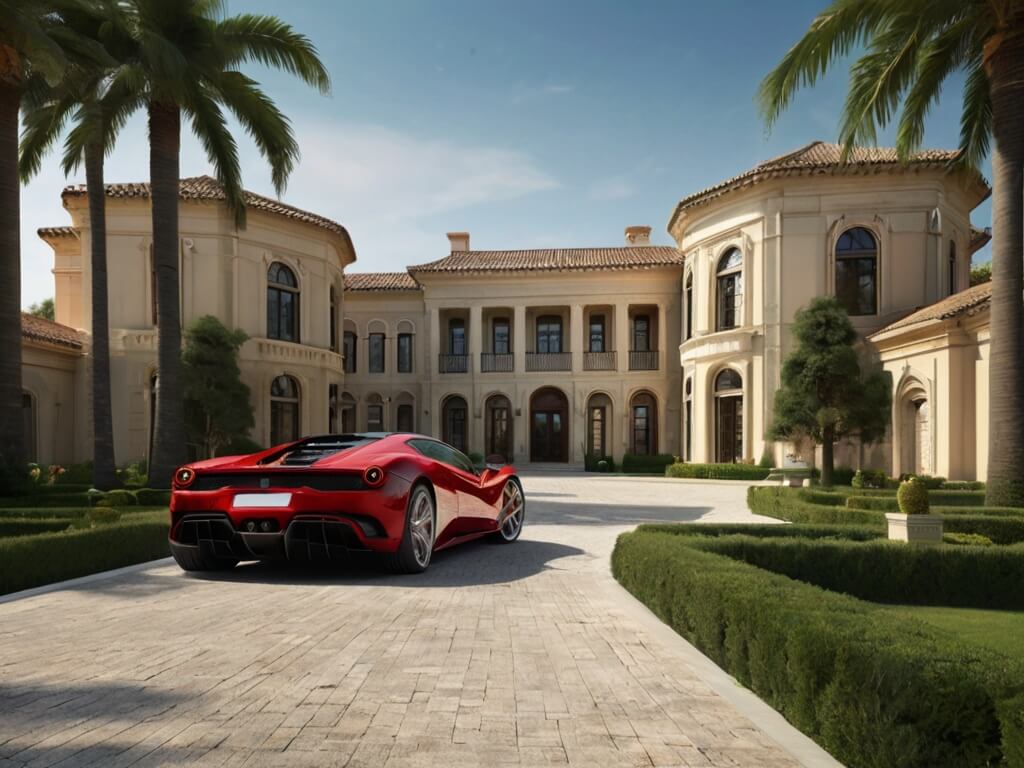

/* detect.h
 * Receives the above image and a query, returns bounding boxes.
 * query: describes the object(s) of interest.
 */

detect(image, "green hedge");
[943,480,987,491]
[621,453,675,474]
[846,494,899,511]
[944,515,1024,545]
[639,522,884,542]
[612,529,1023,767]
[134,488,171,506]
[689,534,1024,610]
[0,515,170,595]
[0,518,72,537]
[665,462,771,480]
[0,492,93,508]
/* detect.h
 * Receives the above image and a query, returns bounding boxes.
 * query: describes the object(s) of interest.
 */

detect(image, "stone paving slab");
[0,474,837,767]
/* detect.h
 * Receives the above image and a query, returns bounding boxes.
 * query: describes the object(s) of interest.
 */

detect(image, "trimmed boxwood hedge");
[612,527,1024,767]
[690,534,1024,610]
[665,462,771,480]
[0,492,93,508]
[621,453,675,474]
[0,514,169,595]
[0,518,72,537]
[133,488,171,506]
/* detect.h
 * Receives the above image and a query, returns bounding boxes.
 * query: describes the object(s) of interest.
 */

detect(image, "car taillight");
[174,467,196,488]
[363,466,385,488]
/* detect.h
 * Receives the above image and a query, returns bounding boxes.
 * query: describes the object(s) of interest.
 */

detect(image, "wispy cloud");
[510,82,575,105]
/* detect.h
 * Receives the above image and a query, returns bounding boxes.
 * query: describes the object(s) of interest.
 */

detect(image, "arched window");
[835,227,877,316]
[684,272,693,341]
[267,262,300,342]
[716,248,742,331]
[630,392,657,455]
[340,391,356,433]
[270,375,300,444]
[714,369,743,463]
[442,396,468,453]
[329,286,338,352]
[683,378,692,462]
[948,240,957,296]
[396,402,415,433]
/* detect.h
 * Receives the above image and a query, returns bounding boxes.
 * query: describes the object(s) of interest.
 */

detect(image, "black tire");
[385,484,435,574]
[171,545,239,572]
[492,477,525,543]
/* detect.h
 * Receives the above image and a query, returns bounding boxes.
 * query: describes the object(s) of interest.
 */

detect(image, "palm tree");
[111,0,330,487]
[759,0,1024,506]
[0,1,79,474]
[20,1,133,490]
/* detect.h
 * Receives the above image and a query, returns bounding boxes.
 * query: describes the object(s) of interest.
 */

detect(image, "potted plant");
[886,477,943,544]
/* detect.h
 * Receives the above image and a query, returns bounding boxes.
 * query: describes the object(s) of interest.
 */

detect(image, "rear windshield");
[261,434,380,467]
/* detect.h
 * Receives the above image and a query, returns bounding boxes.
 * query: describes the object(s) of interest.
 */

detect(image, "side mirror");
[484,453,506,471]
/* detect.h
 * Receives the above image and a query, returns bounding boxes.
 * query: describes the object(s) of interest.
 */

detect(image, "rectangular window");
[589,315,605,353]
[396,404,414,432]
[343,332,357,373]
[632,405,650,455]
[369,333,385,373]
[536,317,562,354]
[632,315,650,351]
[449,320,466,356]
[493,318,510,354]
[397,333,413,373]
[367,404,384,432]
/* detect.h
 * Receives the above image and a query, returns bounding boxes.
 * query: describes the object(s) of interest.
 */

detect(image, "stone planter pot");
[885,512,943,545]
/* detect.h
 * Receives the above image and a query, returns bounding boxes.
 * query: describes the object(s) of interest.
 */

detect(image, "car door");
[435,444,494,533]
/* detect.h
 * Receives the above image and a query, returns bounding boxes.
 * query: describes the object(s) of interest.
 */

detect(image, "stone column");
[570,303,584,373]
[470,305,483,375]
[428,306,440,380]
[513,305,526,373]
[615,303,630,372]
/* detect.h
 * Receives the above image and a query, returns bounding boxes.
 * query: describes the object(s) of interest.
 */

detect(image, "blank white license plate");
[233,493,292,508]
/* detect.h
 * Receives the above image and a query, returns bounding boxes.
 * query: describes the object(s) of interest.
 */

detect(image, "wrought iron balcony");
[583,351,616,371]
[526,352,571,372]
[438,353,468,374]
[628,350,659,371]
[481,353,514,373]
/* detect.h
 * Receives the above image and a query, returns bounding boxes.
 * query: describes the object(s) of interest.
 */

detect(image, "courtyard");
[0,474,836,768]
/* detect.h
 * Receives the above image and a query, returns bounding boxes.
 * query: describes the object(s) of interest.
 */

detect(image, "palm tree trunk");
[85,140,119,490]
[0,77,24,476]
[147,103,186,488]
[985,32,1024,507]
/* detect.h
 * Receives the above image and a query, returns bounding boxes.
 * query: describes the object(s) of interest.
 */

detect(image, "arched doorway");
[714,369,743,463]
[629,391,658,455]
[530,387,568,462]
[587,393,612,459]
[899,382,931,475]
[485,394,513,462]
[442,395,468,453]
[340,391,356,433]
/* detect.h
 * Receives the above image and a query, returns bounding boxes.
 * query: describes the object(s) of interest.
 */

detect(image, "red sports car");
[169,433,524,574]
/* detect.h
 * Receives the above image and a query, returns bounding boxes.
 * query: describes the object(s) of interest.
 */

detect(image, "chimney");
[447,231,470,252]
[624,225,651,246]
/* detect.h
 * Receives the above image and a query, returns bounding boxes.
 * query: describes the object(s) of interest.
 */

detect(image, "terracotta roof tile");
[21,313,83,350]
[37,225,78,239]
[870,282,991,336]
[344,272,421,292]
[62,176,351,240]
[410,246,682,275]
[671,141,988,225]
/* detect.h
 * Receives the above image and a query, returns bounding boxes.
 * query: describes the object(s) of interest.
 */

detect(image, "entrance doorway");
[530,387,568,462]
[486,394,513,461]
[714,369,743,463]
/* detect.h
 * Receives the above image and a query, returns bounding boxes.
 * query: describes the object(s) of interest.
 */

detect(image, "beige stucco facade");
[25,142,994,478]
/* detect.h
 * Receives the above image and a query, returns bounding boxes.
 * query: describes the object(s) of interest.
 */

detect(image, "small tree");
[182,316,254,459]
[27,298,54,321]
[768,297,890,487]
[970,262,992,287]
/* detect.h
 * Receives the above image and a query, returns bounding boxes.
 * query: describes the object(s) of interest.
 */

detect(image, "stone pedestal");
[885,513,943,545]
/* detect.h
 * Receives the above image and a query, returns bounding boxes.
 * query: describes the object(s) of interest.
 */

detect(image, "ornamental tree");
[182,315,254,459]
[768,297,890,486]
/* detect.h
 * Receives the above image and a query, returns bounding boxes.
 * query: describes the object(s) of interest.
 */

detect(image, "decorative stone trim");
[885,512,943,545]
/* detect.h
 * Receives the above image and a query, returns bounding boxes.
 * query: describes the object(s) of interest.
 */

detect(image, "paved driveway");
[0,474,837,768]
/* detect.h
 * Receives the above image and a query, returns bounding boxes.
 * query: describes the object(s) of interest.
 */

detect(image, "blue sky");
[20,0,992,308]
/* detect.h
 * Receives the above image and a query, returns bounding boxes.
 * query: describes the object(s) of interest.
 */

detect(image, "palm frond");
[894,12,979,157]
[211,70,298,195]
[957,57,991,170]
[0,1,68,84]
[186,86,246,228]
[214,14,330,95]
[758,0,892,128]
[19,90,77,181]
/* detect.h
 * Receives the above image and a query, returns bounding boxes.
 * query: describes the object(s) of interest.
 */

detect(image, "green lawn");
[887,605,1024,659]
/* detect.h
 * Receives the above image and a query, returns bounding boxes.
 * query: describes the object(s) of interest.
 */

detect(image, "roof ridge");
[756,140,827,169]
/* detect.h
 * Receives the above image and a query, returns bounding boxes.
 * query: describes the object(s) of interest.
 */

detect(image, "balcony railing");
[526,352,571,372]
[481,353,514,373]
[629,350,659,371]
[438,353,468,374]
[583,351,617,371]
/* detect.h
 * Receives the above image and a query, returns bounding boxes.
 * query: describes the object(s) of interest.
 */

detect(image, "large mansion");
[25,141,994,478]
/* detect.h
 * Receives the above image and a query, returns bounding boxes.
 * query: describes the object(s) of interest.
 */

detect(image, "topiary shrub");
[94,489,138,508]
[897,479,930,515]
[852,469,887,489]
[134,488,171,506]
[758,447,774,469]
[87,507,122,525]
